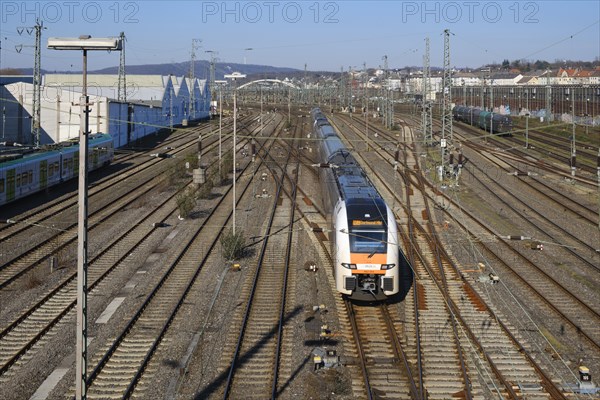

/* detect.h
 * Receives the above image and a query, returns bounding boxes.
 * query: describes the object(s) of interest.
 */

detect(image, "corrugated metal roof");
[44,74,166,87]
[64,86,166,104]
[36,74,208,104]
[42,74,209,102]
[127,87,166,103]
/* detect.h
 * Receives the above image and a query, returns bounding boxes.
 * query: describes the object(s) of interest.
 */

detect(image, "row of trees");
[498,59,599,72]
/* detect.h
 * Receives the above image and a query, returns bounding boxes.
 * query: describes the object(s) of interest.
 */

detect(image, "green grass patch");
[539,326,565,353]
[553,261,600,293]
[512,116,600,146]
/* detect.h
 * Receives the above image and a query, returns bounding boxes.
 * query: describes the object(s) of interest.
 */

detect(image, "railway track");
[0,114,276,388]
[209,113,418,399]
[499,123,598,169]
[430,106,599,175]
[77,114,287,399]
[397,116,600,350]
[219,122,301,399]
[331,114,478,398]
[294,193,420,399]
[331,112,576,398]
[0,117,251,289]
[451,119,598,185]
[0,179,179,382]
[461,147,599,269]
[345,301,418,399]
[0,117,241,254]
[453,122,599,225]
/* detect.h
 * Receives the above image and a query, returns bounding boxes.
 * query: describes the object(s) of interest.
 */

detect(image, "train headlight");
[341,263,357,269]
[381,264,396,270]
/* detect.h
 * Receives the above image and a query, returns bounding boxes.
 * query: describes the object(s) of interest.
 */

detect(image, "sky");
[0,0,598,74]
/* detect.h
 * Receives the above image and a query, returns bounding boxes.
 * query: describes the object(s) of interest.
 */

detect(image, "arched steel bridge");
[237,79,299,90]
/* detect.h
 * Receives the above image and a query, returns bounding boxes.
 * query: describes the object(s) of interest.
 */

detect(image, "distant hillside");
[10,61,300,79]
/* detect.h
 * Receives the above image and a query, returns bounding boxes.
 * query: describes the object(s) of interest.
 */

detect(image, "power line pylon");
[382,55,390,129]
[422,37,433,145]
[32,19,44,147]
[117,32,126,102]
[440,29,454,179]
[189,38,202,120]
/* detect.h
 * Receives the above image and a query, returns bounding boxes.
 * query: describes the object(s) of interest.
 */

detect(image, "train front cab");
[334,199,399,301]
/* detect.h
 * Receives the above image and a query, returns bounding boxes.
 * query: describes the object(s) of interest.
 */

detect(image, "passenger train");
[0,133,114,206]
[311,108,400,301]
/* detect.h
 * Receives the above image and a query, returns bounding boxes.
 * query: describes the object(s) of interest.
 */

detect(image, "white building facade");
[0,74,210,147]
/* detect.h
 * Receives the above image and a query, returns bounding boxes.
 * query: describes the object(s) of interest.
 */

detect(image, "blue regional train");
[0,133,114,206]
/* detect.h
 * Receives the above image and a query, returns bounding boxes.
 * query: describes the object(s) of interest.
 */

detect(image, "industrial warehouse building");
[0,74,211,147]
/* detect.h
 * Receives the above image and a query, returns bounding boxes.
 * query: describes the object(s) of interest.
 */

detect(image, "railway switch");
[530,242,544,251]
[313,348,339,370]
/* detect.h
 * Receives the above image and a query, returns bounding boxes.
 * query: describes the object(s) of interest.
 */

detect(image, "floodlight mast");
[215,80,227,183]
[47,34,122,400]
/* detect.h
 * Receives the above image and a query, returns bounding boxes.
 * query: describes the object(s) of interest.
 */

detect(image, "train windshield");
[349,227,387,254]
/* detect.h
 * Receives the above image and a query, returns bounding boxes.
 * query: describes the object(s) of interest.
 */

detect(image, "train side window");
[28,171,33,183]
[49,163,54,176]
[0,178,4,193]
[67,159,73,170]
[16,175,21,187]
[54,162,59,174]
[22,173,28,184]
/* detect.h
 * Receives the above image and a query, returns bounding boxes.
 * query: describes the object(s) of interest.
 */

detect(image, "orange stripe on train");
[350,253,387,264]
[351,270,386,275]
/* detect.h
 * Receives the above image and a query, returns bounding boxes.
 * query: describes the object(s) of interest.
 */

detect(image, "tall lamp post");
[224,72,246,235]
[259,83,264,135]
[215,80,227,183]
[205,49,218,98]
[48,35,122,400]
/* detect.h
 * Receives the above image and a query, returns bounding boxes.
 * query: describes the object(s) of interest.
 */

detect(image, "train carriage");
[491,113,513,135]
[471,108,481,126]
[0,149,61,204]
[312,108,401,301]
[478,110,493,131]
[453,105,512,135]
[0,133,113,206]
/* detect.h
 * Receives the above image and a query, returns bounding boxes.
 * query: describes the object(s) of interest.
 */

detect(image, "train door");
[74,152,79,174]
[40,160,48,189]
[91,147,99,169]
[6,169,15,202]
